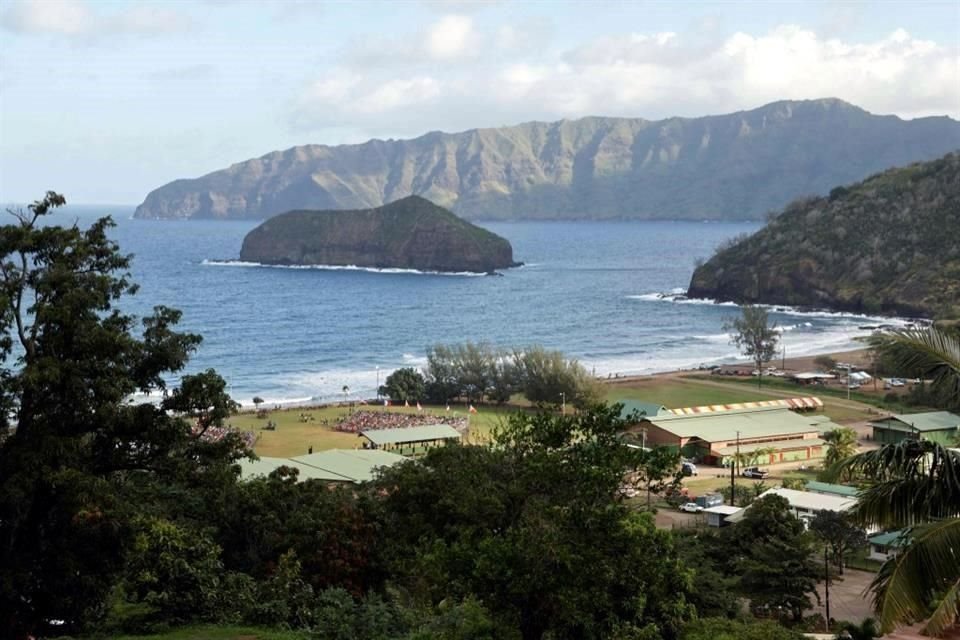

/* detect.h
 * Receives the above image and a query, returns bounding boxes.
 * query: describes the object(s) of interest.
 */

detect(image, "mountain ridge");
[135,99,960,221]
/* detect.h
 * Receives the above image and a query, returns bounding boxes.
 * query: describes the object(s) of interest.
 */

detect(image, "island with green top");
[239,195,521,274]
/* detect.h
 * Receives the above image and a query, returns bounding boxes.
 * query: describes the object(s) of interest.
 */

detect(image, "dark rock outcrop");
[134,99,960,222]
[239,195,520,273]
[687,153,960,319]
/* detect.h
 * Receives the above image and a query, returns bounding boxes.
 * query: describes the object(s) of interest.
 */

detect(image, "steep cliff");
[239,195,520,273]
[135,99,960,222]
[687,153,960,319]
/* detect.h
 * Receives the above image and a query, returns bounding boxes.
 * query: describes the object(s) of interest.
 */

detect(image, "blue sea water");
[54,206,907,406]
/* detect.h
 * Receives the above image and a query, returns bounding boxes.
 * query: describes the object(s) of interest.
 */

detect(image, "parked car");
[742,467,769,479]
[681,461,699,476]
[679,502,703,513]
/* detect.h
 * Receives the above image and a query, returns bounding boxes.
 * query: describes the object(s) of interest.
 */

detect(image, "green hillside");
[688,152,960,319]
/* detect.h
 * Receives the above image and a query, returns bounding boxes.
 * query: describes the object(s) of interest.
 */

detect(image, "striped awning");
[668,396,823,415]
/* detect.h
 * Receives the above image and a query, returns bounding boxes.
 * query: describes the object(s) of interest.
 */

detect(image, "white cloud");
[1,0,192,39]
[290,23,960,136]
[425,14,475,59]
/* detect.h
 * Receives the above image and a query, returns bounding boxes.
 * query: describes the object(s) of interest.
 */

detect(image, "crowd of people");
[191,422,257,449]
[334,410,468,434]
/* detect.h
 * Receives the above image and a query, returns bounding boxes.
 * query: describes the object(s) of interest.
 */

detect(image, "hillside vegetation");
[688,152,960,319]
[239,195,519,273]
[134,99,960,221]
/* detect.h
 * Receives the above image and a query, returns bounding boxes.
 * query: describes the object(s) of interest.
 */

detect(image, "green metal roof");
[873,411,960,433]
[361,424,462,446]
[237,456,353,482]
[715,437,825,456]
[645,406,837,443]
[618,400,668,419]
[291,449,407,482]
[805,481,860,497]
[868,530,909,547]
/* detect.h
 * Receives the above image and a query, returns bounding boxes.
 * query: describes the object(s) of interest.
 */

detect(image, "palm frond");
[868,327,960,406]
[840,441,960,528]
[870,518,960,635]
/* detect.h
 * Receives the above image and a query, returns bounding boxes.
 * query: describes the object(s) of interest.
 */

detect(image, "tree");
[681,617,809,640]
[867,327,960,411]
[840,327,960,635]
[839,440,960,635]
[379,367,426,404]
[513,345,602,409]
[809,511,866,576]
[630,444,682,509]
[374,406,695,640]
[724,306,780,389]
[823,428,860,477]
[729,494,820,622]
[814,355,838,372]
[0,193,243,638]
[252,395,264,412]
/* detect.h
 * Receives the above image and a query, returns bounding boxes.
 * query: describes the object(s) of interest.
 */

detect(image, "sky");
[1,0,958,205]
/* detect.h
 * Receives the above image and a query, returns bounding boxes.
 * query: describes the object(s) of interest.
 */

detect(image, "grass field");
[231,403,523,457]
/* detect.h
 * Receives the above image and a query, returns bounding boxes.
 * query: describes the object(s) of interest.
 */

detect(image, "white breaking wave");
[201,259,490,277]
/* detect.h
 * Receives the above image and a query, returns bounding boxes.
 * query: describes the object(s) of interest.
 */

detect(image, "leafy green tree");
[729,494,820,622]
[630,445,682,509]
[724,306,780,389]
[513,345,602,409]
[809,510,866,576]
[124,517,224,623]
[834,617,880,640]
[673,529,741,619]
[0,193,242,638]
[680,617,808,640]
[379,367,427,403]
[374,406,694,640]
[814,355,838,372]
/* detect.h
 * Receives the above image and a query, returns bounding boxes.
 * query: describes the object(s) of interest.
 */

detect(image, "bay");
[56,206,902,406]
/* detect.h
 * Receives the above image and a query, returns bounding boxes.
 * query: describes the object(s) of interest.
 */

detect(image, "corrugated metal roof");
[703,505,743,515]
[645,406,836,442]
[667,396,823,415]
[618,400,667,419]
[361,424,462,446]
[237,456,353,482]
[759,487,857,512]
[291,449,407,482]
[868,530,909,547]
[874,411,960,432]
[714,437,825,456]
[805,481,860,497]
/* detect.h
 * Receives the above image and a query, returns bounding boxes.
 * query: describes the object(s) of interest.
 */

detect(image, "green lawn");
[230,403,523,457]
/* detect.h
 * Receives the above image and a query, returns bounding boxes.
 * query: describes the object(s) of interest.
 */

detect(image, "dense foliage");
[378,367,426,403]
[690,152,960,318]
[1,195,840,639]
[424,342,602,408]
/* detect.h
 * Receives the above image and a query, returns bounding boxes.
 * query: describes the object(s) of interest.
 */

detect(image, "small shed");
[360,424,462,455]
[868,530,909,562]
[870,411,960,445]
[703,505,743,528]
[804,481,860,499]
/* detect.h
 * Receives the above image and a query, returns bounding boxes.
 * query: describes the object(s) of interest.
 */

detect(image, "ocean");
[54,206,911,407]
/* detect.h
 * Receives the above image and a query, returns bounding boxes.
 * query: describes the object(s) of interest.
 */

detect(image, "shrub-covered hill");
[687,152,960,319]
[239,195,520,273]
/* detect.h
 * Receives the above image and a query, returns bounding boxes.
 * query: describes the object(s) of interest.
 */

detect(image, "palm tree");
[837,326,960,636]
[823,427,859,477]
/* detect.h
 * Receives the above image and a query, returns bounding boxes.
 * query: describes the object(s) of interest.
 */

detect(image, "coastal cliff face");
[687,153,960,319]
[239,195,519,273]
[134,99,960,221]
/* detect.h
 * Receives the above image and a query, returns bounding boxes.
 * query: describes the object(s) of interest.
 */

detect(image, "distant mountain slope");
[239,195,519,273]
[687,152,960,318]
[134,99,960,221]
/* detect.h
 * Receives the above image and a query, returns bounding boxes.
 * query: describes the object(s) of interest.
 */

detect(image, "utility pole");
[376,366,380,401]
[560,392,566,415]
[782,344,786,371]
[824,546,831,630]
[846,364,852,401]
